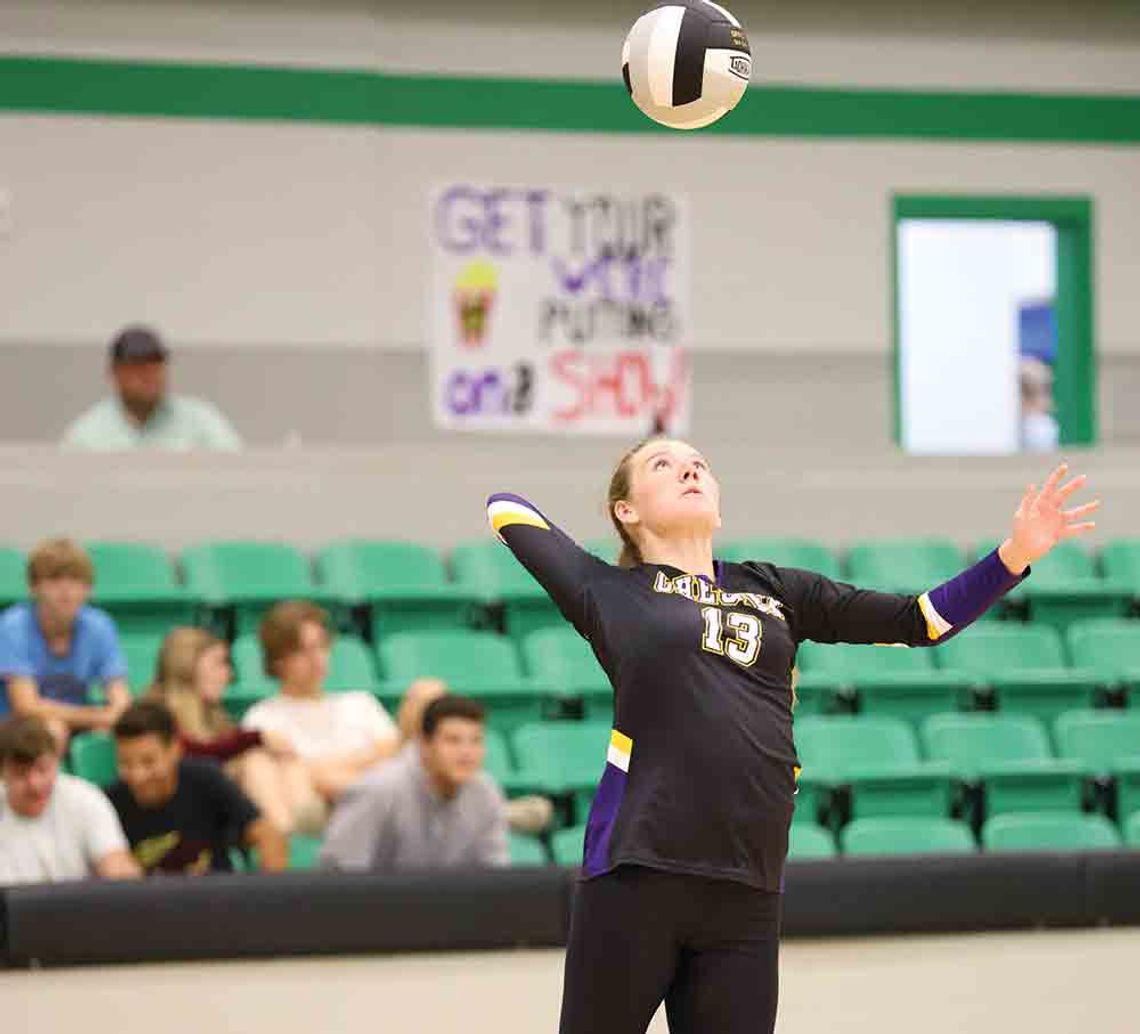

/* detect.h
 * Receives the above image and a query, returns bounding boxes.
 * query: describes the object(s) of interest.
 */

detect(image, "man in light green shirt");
[62,326,242,451]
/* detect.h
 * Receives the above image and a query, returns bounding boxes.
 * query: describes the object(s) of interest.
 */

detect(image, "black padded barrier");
[4,853,1139,969]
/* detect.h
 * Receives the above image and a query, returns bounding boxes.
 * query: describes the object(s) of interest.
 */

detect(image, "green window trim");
[0,55,1139,144]
[890,194,1096,448]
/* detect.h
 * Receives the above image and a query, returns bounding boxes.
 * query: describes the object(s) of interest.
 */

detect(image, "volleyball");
[621,1,752,130]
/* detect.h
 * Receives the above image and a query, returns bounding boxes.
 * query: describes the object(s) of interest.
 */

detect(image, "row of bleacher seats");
[2,536,1138,639]
[105,619,1140,735]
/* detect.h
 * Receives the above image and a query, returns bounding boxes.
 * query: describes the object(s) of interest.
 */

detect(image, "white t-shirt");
[241,691,398,760]
[0,773,129,885]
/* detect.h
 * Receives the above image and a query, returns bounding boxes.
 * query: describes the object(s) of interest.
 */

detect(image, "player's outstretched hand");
[998,463,1100,575]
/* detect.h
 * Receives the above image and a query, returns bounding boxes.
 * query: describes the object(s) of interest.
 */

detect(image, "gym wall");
[0,0,1137,547]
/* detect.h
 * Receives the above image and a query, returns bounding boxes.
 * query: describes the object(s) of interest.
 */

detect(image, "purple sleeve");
[917,549,1028,643]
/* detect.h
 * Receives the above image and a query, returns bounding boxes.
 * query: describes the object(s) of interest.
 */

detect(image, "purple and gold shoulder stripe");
[487,493,551,543]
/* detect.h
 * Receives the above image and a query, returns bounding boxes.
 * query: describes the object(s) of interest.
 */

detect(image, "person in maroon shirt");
[147,628,325,835]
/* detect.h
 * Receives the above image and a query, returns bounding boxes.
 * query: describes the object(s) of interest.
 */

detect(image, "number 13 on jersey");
[700,607,763,667]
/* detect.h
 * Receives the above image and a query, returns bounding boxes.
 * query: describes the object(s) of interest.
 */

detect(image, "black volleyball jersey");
[487,493,1022,892]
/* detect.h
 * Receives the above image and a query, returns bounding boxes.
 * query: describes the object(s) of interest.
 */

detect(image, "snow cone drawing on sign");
[454,259,499,347]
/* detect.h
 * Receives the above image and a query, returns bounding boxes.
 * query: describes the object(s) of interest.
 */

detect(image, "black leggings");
[558,865,781,1034]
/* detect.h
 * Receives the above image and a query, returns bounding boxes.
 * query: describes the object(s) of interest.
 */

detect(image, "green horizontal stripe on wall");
[1,55,1139,143]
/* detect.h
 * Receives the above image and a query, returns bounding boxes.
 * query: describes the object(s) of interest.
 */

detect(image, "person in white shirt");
[241,602,399,806]
[0,715,140,885]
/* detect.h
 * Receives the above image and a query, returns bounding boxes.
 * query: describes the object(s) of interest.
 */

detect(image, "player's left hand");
[999,463,1100,574]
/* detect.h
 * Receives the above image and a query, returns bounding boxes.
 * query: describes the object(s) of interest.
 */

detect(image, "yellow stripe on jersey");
[607,729,633,772]
[918,592,953,641]
[487,499,550,538]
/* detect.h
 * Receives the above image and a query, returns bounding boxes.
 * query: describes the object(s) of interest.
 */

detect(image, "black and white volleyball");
[622,1,751,130]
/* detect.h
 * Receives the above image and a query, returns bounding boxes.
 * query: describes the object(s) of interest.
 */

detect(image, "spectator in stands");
[0,714,140,884]
[108,700,286,876]
[61,325,242,451]
[149,627,326,835]
[319,694,508,871]
[0,538,130,748]
[241,602,400,806]
[396,676,553,835]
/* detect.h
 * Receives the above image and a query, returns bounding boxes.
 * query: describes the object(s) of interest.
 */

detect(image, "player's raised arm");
[486,493,603,638]
[781,464,1100,648]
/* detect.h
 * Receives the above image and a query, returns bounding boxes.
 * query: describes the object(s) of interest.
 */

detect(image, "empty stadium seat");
[450,541,559,637]
[0,546,26,607]
[795,715,952,819]
[70,733,117,787]
[181,541,323,635]
[786,821,837,860]
[509,834,549,866]
[934,623,1098,722]
[1054,709,1140,769]
[1100,538,1140,606]
[288,835,322,871]
[845,539,964,595]
[1067,619,1140,701]
[378,630,545,732]
[483,727,530,796]
[119,631,166,695]
[841,817,976,858]
[922,713,1083,816]
[975,540,1130,632]
[315,540,477,639]
[512,722,610,817]
[1124,811,1140,847]
[86,541,196,636]
[229,635,278,698]
[796,640,969,726]
[550,824,587,866]
[521,627,611,720]
[1054,709,1140,822]
[982,811,1121,853]
[716,539,841,580]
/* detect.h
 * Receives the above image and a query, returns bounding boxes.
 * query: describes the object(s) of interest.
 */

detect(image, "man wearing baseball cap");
[61,326,242,450]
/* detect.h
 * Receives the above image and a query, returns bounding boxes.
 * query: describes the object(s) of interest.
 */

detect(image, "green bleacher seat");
[483,727,531,796]
[70,733,117,787]
[229,635,278,698]
[787,821,837,860]
[324,636,380,692]
[181,541,324,635]
[1067,619,1140,701]
[521,628,611,720]
[922,713,1083,816]
[377,630,545,732]
[934,623,1098,722]
[1054,708,1140,824]
[1100,539,1140,607]
[315,540,478,639]
[1124,811,1140,847]
[975,540,1130,632]
[512,721,610,818]
[120,631,166,695]
[509,834,549,866]
[288,834,323,871]
[451,540,559,637]
[86,541,196,636]
[982,811,1121,852]
[789,669,844,716]
[550,824,587,866]
[841,817,976,858]
[1054,710,1140,769]
[0,546,26,607]
[716,539,841,580]
[797,641,969,726]
[583,539,618,565]
[845,539,964,595]
[795,715,952,820]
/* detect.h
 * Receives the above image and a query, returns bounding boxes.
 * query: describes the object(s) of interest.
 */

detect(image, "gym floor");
[2,927,1135,1033]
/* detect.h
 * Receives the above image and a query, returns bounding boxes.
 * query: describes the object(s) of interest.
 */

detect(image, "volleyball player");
[487,439,1099,1034]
